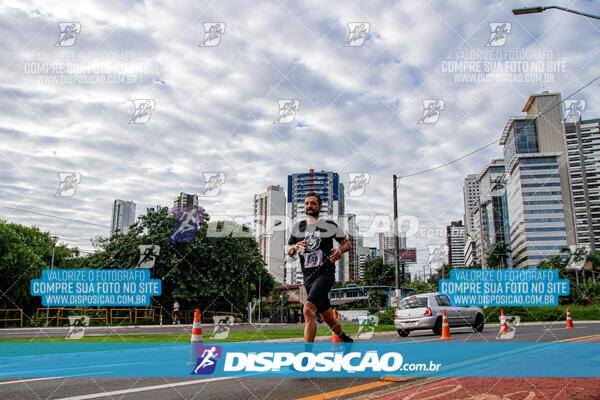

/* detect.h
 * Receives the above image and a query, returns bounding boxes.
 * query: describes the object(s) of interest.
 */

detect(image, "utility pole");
[393,175,402,303]
[46,236,58,328]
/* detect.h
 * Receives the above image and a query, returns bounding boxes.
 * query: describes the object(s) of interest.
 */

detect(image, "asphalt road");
[1,322,598,400]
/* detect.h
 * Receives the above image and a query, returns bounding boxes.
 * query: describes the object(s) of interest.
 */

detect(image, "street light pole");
[393,175,401,303]
[50,236,58,269]
[512,6,600,20]
[279,294,283,323]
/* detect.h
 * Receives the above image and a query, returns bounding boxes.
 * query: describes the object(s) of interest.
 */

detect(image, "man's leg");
[321,308,353,342]
[303,301,318,342]
[320,308,343,336]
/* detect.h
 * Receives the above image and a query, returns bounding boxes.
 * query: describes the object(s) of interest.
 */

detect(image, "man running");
[286,192,353,343]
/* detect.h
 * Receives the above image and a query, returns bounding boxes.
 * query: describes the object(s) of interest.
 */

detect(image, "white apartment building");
[340,214,358,283]
[111,199,136,235]
[446,220,465,266]
[564,117,600,251]
[253,185,286,283]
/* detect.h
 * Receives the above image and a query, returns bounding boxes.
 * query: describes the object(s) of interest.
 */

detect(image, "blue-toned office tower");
[500,92,577,269]
[286,169,345,282]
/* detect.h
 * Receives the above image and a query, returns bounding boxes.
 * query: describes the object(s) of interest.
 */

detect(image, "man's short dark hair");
[305,192,322,206]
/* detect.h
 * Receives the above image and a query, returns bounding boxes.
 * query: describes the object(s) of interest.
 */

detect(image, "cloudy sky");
[1,0,599,271]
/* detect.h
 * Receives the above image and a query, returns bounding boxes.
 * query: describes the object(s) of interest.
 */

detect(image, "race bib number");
[305,250,323,269]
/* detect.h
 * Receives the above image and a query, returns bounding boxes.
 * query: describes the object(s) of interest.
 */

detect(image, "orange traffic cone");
[566,308,574,329]
[441,310,451,339]
[191,309,203,343]
[332,332,342,343]
[188,309,204,365]
[499,309,509,334]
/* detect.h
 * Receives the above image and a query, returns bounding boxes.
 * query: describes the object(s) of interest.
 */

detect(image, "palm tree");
[586,251,600,282]
[587,251,600,269]
[562,246,595,284]
[486,242,511,268]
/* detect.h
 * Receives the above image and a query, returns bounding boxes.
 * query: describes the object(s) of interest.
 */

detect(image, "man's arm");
[287,241,308,256]
[287,226,300,256]
[330,237,351,262]
[286,244,296,257]
[338,237,351,253]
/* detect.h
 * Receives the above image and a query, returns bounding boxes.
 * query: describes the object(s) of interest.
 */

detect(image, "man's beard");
[306,208,320,218]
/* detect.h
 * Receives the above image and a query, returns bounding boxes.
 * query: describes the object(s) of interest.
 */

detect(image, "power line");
[0,205,110,228]
[400,139,500,179]
[398,74,600,179]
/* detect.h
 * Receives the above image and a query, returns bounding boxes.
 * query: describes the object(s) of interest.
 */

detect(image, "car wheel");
[397,329,410,337]
[432,317,442,335]
[473,313,484,332]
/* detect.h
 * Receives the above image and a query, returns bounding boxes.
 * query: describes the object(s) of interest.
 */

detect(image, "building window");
[523,200,563,205]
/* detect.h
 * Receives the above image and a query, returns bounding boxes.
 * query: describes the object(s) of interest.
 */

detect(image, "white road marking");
[544,327,584,331]
[55,377,237,399]
[0,377,64,385]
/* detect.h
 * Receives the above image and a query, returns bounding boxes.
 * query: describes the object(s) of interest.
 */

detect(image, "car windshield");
[398,297,428,309]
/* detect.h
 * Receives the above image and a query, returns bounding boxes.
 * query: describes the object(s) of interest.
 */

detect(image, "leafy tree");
[586,250,600,271]
[537,255,569,276]
[486,242,511,268]
[363,257,394,286]
[573,279,600,304]
[0,221,79,322]
[367,289,388,313]
[344,280,365,287]
[84,207,274,317]
[407,280,435,294]
[428,263,453,287]
[538,255,577,304]
[559,247,600,283]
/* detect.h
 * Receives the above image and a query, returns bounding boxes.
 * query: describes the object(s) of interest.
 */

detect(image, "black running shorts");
[304,273,335,314]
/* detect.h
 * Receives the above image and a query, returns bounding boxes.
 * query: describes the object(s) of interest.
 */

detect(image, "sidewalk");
[0,322,297,331]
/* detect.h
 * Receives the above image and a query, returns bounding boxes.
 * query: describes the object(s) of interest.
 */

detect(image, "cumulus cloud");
[1,0,598,271]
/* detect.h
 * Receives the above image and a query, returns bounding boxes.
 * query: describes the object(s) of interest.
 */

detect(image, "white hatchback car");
[394,292,485,336]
